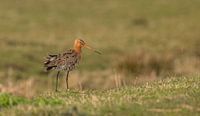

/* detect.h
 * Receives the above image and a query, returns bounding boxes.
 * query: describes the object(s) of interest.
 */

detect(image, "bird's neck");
[74,46,82,53]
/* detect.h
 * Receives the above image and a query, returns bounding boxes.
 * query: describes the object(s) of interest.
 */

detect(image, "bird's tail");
[44,54,58,71]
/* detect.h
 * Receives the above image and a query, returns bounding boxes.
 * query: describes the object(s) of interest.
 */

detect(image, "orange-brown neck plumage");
[73,40,82,53]
[74,45,82,53]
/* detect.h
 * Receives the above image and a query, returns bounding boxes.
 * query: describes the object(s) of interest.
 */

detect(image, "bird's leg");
[66,71,69,89]
[55,71,60,92]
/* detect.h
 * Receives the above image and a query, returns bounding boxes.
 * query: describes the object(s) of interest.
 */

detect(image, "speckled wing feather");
[44,49,81,71]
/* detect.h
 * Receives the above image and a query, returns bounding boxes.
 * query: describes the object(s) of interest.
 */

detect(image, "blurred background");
[0,0,200,97]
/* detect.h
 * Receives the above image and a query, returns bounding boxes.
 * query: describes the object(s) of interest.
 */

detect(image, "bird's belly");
[56,64,77,71]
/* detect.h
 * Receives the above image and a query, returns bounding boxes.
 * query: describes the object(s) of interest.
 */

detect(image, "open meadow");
[0,0,200,115]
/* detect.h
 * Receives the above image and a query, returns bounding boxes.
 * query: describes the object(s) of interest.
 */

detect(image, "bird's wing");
[44,49,80,71]
[56,49,80,70]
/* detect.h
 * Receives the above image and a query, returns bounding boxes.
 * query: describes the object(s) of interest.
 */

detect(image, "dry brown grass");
[116,50,175,75]
[0,78,35,98]
[116,50,200,78]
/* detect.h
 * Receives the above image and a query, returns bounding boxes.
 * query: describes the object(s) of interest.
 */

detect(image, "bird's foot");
[55,89,61,92]
[66,88,70,91]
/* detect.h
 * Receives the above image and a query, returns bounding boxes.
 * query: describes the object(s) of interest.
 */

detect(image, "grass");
[0,0,200,115]
[0,0,200,93]
[0,76,199,116]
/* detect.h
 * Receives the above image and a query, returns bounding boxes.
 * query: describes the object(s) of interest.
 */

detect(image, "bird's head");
[74,39,101,54]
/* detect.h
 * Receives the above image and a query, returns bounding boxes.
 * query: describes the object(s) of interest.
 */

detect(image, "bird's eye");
[80,41,85,45]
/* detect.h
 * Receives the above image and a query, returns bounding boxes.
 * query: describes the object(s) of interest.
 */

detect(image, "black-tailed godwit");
[44,39,101,91]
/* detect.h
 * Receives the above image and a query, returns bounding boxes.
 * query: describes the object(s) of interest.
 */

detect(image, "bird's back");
[44,49,81,71]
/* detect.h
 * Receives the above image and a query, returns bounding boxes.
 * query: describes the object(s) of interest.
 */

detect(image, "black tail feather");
[44,54,58,71]
[44,60,50,65]
[46,66,56,71]
[48,54,57,57]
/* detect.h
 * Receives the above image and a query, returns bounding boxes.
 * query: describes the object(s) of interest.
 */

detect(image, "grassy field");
[0,0,200,115]
[0,76,200,116]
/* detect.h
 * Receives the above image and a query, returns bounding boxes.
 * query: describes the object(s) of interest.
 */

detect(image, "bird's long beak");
[84,44,101,54]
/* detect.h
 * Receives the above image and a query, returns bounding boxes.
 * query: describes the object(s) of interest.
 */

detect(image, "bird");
[44,39,101,91]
